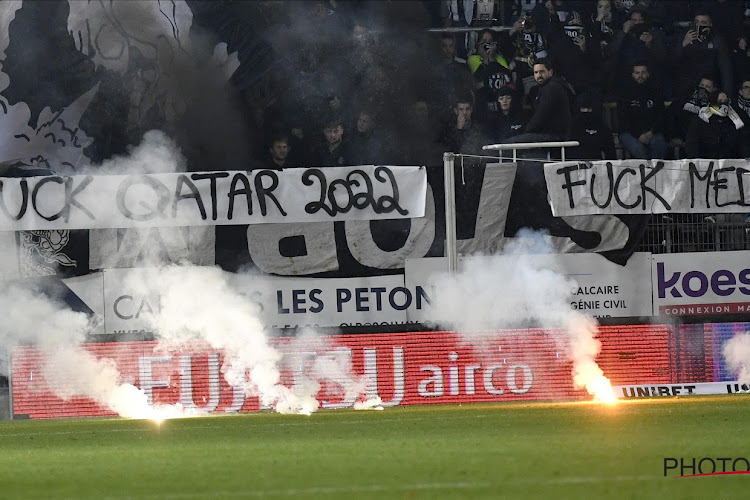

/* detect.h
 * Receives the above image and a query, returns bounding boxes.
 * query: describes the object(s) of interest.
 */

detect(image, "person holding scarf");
[685,87,744,159]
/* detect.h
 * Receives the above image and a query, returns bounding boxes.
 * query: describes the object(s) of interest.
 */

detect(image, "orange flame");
[589,375,618,404]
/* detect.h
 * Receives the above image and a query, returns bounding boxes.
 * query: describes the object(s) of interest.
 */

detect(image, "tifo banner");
[653,251,750,317]
[545,159,750,216]
[404,253,653,321]
[11,325,671,419]
[0,167,427,230]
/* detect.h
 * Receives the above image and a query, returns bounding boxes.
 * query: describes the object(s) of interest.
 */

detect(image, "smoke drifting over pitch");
[429,231,616,402]
[0,128,380,418]
[0,282,192,419]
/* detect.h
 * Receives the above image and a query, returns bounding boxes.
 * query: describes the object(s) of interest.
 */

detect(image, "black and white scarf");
[737,95,750,116]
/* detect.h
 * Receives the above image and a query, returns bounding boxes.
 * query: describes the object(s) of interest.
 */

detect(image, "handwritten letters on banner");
[545,159,750,216]
[0,166,427,230]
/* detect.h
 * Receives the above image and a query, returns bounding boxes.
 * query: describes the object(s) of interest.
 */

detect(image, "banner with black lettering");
[545,159,750,216]
[0,167,426,230]
[2,161,650,281]
[100,268,429,332]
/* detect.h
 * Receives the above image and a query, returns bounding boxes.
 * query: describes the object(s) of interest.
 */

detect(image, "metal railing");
[482,141,580,162]
[637,214,750,254]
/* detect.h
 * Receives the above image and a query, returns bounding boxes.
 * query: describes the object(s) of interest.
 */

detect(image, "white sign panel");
[0,166,426,230]
[405,253,653,321]
[653,251,750,316]
[404,257,446,325]
[545,159,750,216]
[615,381,750,398]
[101,268,417,332]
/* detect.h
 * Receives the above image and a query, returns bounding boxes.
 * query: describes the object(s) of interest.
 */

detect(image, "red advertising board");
[12,326,671,419]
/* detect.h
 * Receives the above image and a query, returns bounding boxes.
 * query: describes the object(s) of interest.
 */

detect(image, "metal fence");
[636,214,750,254]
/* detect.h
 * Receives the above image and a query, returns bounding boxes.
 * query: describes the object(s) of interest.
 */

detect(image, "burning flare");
[568,317,617,404]
[581,371,618,404]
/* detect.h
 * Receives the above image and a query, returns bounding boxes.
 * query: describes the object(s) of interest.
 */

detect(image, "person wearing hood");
[617,62,667,159]
[569,91,616,160]
[545,11,603,96]
[484,85,528,143]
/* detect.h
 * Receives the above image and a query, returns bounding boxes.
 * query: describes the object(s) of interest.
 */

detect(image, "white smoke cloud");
[0,128,371,419]
[283,329,382,412]
[429,230,614,401]
[0,282,186,418]
[87,130,187,175]
[122,265,322,415]
[0,128,199,419]
[723,333,750,384]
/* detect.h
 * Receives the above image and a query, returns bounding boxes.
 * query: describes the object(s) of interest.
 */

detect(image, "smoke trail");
[122,265,324,415]
[283,329,382,411]
[723,333,750,384]
[0,282,188,418]
[429,230,615,401]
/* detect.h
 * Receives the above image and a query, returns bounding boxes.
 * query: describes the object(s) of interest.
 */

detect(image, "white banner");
[101,268,418,332]
[404,253,653,321]
[615,381,750,398]
[0,166,426,230]
[544,159,750,216]
[653,251,750,316]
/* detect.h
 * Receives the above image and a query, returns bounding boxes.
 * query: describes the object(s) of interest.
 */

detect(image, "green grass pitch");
[0,396,749,499]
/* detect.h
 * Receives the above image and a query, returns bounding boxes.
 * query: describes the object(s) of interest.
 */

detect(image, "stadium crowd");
[245,0,750,170]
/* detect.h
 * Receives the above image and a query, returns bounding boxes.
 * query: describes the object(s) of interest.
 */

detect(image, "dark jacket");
[310,141,348,167]
[673,31,733,100]
[525,75,574,137]
[606,28,669,94]
[733,96,750,156]
[442,121,486,156]
[685,110,742,159]
[617,79,666,136]
[485,107,529,143]
[545,27,602,95]
[569,112,616,160]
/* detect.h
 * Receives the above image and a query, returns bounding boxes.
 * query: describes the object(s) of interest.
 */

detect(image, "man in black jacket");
[617,62,667,159]
[506,58,574,144]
